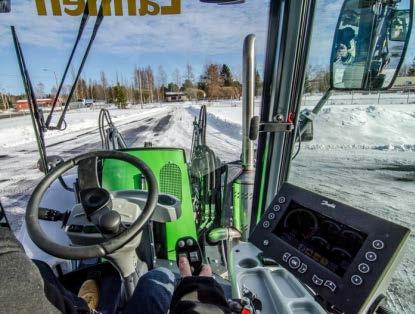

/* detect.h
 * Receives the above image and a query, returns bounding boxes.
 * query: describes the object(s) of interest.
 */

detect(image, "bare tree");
[100,71,108,102]
[35,82,46,98]
[172,68,182,89]
[185,63,195,83]
[157,65,167,87]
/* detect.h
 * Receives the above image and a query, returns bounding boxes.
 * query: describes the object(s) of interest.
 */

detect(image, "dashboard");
[250,183,410,314]
[274,202,367,277]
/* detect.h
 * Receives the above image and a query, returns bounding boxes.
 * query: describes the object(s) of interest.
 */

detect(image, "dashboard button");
[298,263,308,274]
[351,275,363,286]
[186,239,194,246]
[178,240,185,248]
[312,275,324,286]
[372,240,385,250]
[358,263,370,274]
[282,252,291,262]
[278,197,286,204]
[288,256,301,269]
[262,221,270,228]
[324,280,337,292]
[273,205,281,212]
[365,251,377,262]
[268,213,276,220]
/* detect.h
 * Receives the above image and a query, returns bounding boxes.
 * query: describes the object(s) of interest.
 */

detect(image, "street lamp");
[42,68,59,93]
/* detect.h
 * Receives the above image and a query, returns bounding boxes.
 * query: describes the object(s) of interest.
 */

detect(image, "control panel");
[175,236,204,275]
[250,183,410,314]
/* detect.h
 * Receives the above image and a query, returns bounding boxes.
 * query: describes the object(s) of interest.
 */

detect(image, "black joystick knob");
[99,211,121,234]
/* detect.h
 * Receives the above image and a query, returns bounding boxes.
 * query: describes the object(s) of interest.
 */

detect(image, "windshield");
[0,1,269,228]
[289,0,415,312]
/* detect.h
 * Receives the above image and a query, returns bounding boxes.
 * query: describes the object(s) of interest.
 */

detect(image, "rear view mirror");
[331,0,413,90]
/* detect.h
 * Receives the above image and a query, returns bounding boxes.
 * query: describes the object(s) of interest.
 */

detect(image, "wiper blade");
[11,26,49,173]
[47,2,106,130]
[45,4,90,129]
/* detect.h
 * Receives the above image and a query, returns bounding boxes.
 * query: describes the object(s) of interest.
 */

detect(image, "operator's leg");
[0,226,67,313]
[123,267,175,314]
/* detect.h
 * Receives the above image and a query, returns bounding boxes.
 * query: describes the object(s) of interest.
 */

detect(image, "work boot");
[78,279,100,310]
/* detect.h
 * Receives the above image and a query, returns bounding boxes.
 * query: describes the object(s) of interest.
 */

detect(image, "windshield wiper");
[45,4,90,129]
[47,3,105,130]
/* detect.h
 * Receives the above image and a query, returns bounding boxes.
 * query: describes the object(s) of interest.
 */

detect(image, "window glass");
[289,0,415,311]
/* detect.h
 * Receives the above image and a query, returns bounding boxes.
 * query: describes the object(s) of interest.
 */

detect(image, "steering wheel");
[26,151,158,260]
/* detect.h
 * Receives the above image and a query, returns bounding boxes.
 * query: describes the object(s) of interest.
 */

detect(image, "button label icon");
[288,256,301,269]
[372,240,385,250]
[358,263,370,274]
[324,280,337,292]
[312,275,324,286]
[365,251,377,262]
[298,263,308,274]
[351,275,363,286]
[282,252,291,262]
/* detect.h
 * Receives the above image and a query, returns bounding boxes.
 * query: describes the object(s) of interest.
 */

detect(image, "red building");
[14,98,62,111]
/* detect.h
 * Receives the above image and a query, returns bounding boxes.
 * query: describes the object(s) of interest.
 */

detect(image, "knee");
[137,267,175,294]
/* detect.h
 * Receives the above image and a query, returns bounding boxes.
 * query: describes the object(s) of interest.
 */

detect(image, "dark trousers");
[35,260,175,314]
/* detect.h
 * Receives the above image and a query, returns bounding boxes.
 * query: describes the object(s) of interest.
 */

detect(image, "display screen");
[273,201,367,277]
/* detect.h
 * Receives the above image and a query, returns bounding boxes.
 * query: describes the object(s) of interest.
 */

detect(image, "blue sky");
[0,0,414,94]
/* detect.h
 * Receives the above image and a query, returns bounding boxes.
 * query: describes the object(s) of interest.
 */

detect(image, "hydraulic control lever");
[175,236,204,275]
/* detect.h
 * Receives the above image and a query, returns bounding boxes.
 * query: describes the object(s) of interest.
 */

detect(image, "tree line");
[3,63,262,109]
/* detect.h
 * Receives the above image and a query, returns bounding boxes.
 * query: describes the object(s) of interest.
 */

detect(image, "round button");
[263,221,270,228]
[372,240,384,250]
[288,256,301,269]
[268,213,276,220]
[358,263,370,274]
[178,240,185,248]
[365,251,377,262]
[263,240,269,246]
[186,239,194,246]
[278,197,286,204]
[273,205,281,212]
[351,275,363,286]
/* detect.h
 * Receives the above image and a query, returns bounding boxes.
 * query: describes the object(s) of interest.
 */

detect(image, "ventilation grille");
[160,163,182,201]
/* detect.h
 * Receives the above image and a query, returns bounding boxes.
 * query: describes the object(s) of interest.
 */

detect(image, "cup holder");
[239,258,259,269]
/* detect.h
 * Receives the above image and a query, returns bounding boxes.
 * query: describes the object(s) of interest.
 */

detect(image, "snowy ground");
[0,99,414,312]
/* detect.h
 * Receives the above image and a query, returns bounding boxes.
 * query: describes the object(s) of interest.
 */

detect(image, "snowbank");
[191,103,415,151]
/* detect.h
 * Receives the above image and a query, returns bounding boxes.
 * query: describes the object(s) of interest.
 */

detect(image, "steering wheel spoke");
[77,156,100,190]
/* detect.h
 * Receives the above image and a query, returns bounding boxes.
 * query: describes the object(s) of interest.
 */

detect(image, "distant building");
[14,98,63,111]
[164,91,188,102]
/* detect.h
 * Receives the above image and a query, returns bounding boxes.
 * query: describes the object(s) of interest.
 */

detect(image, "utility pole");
[138,70,143,108]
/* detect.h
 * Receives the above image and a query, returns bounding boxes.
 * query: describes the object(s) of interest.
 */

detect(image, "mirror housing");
[330,0,413,90]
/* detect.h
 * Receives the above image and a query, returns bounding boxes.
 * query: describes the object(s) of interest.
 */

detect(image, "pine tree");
[220,64,233,87]
[113,84,127,109]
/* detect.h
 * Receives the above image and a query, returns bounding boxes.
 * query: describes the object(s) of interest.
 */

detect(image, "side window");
[289,0,415,312]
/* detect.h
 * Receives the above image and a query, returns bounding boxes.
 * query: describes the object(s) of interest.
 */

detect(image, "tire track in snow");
[0,108,174,232]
